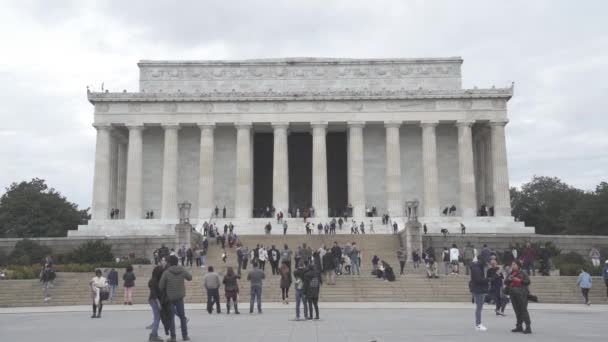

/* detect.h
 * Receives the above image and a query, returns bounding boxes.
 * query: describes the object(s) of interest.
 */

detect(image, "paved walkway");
[1,303,606,341]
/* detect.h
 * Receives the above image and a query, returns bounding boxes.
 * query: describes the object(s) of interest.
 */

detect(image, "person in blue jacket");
[577,268,592,305]
[603,260,608,299]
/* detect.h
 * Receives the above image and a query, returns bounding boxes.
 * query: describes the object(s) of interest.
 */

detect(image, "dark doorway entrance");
[326,132,348,217]
[288,133,312,216]
[253,133,273,217]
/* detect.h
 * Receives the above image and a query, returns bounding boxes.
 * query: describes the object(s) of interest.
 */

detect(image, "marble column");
[457,120,477,217]
[421,121,440,217]
[490,120,511,216]
[272,123,289,214]
[116,142,127,218]
[235,123,253,218]
[384,121,403,217]
[198,123,215,220]
[108,135,118,215]
[161,124,180,221]
[91,123,112,220]
[125,124,145,220]
[311,122,328,218]
[348,121,366,218]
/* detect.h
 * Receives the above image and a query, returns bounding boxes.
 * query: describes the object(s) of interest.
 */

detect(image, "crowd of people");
[37,235,606,341]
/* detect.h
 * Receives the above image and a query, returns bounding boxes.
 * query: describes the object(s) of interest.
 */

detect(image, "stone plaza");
[1,304,606,342]
[69,57,533,237]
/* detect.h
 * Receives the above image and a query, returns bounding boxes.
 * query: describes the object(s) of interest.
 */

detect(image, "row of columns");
[91,120,511,221]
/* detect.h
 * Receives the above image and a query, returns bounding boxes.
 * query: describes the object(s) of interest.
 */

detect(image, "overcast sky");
[0,0,607,209]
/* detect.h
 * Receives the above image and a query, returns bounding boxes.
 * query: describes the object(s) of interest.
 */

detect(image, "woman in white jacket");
[89,269,108,318]
[259,247,268,271]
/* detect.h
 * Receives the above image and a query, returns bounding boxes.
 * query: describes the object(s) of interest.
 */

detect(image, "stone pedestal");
[175,223,192,250]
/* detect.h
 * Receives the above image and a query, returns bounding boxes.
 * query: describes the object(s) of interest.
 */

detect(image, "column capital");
[456,120,475,128]
[125,123,145,131]
[235,122,252,129]
[197,122,215,129]
[161,123,181,130]
[271,122,290,130]
[310,121,328,129]
[347,121,366,128]
[92,123,112,130]
[489,119,509,127]
[420,120,439,128]
[384,121,402,128]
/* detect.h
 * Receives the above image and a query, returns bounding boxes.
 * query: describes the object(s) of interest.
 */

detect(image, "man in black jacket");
[470,260,489,331]
[330,242,342,275]
[268,245,281,275]
[322,250,336,285]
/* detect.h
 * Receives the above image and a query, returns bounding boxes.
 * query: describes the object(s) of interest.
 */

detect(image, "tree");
[511,176,608,235]
[0,178,89,237]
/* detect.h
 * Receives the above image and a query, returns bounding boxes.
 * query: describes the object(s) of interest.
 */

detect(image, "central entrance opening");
[288,133,312,216]
[253,133,273,217]
[327,132,348,217]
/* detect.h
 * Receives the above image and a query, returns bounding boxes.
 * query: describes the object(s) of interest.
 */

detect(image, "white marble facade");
[71,57,534,236]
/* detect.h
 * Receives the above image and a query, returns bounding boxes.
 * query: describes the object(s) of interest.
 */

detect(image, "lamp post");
[178,201,192,224]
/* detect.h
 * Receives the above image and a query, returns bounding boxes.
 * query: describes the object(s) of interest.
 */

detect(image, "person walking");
[322,249,336,285]
[505,260,532,334]
[203,266,221,314]
[107,268,118,301]
[397,248,407,275]
[470,260,489,331]
[223,267,240,314]
[40,263,56,303]
[463,243,475,275]
[442,247,450,275]
[280,261,292,304]
[123,265,136,305]
[350,243,361,276]
[268,245,280,275]
[331,242,342,275]
[89,269,109,319]
[258,247,268,272]
[147,266,164,342]
[159,255,193,341]
[412,249,421,270]
[281,244,293,271]
[577,268,592,305]
[450,244,460,275]
[247,262,266,314]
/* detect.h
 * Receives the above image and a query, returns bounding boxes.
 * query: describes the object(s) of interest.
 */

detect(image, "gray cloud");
[0,0,607,209]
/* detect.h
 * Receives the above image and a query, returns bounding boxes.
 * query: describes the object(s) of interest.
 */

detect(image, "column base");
[461,208,477,217]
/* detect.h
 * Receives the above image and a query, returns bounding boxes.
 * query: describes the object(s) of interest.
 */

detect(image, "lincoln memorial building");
[69,57,534,236]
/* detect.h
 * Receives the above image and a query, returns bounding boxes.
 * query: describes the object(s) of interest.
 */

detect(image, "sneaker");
[523,326,532,334]
[475,324,487,332]
[495,311,505,316]
[148,335,163,342]
[183,337,191,341]
[511,326,523,333]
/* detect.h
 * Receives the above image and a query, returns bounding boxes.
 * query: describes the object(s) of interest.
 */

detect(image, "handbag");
[100,291,110,301]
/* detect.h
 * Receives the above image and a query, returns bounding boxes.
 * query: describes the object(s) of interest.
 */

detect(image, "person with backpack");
[40,263,56,303]
[469,260,489,331]
[159,255,193,341]
[577,268,592,305]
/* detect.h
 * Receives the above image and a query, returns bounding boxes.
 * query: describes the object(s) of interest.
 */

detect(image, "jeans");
[473,293,485,326]
[581,288,590,303]
[295,289,308,319]
[335,257,342,274]
[168,298,188,339]
[148,299,160,337]
[351,258,360,275]
[250,286,262,313]
[511,290,531,327]
[109,284,117,300]
[200,255,206,266]
[207,288,221,313]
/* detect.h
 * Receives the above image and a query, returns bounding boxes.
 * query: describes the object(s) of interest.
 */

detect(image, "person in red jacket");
[505,260,532,334]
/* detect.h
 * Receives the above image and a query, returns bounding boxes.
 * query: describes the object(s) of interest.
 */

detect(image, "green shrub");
[4,265,41,279]
[8,240,52,265]
[0,250,8,266]
[131,257,151,265]
[63,240,114,264]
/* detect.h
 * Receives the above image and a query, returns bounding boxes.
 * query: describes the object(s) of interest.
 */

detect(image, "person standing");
[247,262,266,314]
[577,268,592,305]
[178,246,186,266]
[186,248,193,267]
[89,269,108,318]
[147,266,164,342]
[203,266,221,314]
[470,260,489,331]
[302,263,322,320]
[505,260,532,334]
[521,243,536,276]
[223,267,240,314]
[159,255,192,341]
[283,221,288,235]
[604,260,608,299]
[40,263,56,303]
[281,244,293,271]
[258,247,268,272]
[350,242,361,276]
[331,242,342,275]
[107,268,118,301]
[589,246,601,267]
[412,249,421,270]
[442,247,450,275]
[236,245,244,277]
[123,265,136,305]
[268,245,280,275]
[322,249,336,285]
[486,259,505,316]
[293,262,309,320]
[280,261,292,304]
[463,243,475,275]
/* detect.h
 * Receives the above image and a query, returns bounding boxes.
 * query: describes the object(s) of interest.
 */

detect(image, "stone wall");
[0,236,175,262]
